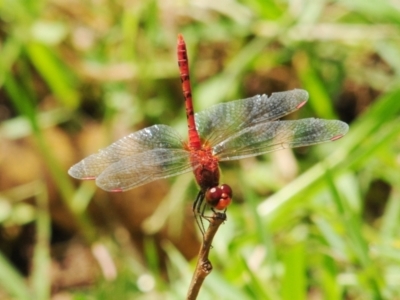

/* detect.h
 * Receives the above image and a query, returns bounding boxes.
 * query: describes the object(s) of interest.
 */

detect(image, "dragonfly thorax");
[190,147,220,189]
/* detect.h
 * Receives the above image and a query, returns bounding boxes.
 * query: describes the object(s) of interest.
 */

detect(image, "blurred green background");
[1,0,400,299]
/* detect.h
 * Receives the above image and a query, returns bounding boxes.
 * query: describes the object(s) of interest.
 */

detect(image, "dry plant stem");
[186,212,226,300]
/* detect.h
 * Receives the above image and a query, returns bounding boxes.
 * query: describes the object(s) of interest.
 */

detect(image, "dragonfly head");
[205,184,233,210]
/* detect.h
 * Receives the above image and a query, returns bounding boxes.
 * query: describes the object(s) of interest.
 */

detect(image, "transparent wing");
[95,149,193,192]
[213,118,349,161]
[195,89,308,146]
[68,124,186,180]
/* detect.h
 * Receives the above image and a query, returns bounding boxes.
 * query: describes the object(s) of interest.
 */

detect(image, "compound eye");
[205,187,222,206]
[220,184,232,198]
[205,184,233,210]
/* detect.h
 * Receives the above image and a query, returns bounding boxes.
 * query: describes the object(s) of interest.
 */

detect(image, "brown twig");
[186,212,226,300]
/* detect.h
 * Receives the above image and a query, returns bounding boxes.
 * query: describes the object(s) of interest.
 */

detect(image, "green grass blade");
[380,189,400,244]
[30,183,51,300]
[26,42,79,109]
[294,51,337,119]
[281,242,306,300]
[0,36,23,87]
[0,253,31,300]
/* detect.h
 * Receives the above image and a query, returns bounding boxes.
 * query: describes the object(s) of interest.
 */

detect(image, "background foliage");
[1,0,400,299]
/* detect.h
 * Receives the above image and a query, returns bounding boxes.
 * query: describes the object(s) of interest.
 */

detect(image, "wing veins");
[95,148,192,191]
[196,89,309,146]
[214,119,349,161]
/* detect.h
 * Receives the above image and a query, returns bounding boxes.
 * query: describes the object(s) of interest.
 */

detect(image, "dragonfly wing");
[196,89,308,146]
[214,118,349,161]
[68,124,186,180]
[95,149,193,192]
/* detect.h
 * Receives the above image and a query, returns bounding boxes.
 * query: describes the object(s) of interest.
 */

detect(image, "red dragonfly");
[69,34,348,213]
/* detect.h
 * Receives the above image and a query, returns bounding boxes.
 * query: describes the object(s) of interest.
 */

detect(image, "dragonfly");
[69,34,349,215]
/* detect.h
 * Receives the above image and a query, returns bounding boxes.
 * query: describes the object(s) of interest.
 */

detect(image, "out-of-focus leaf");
[31,21,67,45]
[26,42,79,109]
[0,253,31,300]
[281,242,306,300]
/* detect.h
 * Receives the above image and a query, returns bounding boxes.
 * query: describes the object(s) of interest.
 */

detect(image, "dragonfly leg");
[210,207,228,224]
[193,191,207,235]
[193,190,204,213]
[193,190,228,237]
